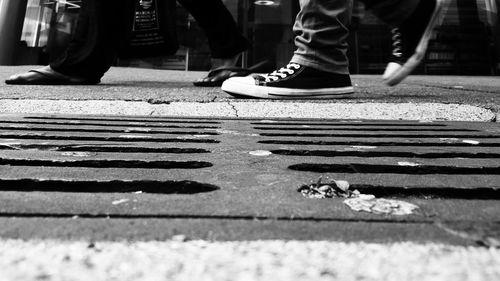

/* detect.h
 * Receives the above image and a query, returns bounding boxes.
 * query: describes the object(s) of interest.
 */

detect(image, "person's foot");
[5,66,100,85]
[193,53,242,87]
[383,0,449,86]
[221,63,354,99]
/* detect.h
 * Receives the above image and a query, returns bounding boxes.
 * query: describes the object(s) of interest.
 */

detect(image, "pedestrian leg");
[221,0,354,99]
[177,0,252,86]
[5,0,134,85]
[362,0,450,85]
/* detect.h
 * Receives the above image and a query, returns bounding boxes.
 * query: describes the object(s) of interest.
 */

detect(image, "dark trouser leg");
[50,0,134,80]
[291,0,352,75]
[177,0,250,58]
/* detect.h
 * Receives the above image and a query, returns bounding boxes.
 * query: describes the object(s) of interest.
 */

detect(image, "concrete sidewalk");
[0,66,499,121]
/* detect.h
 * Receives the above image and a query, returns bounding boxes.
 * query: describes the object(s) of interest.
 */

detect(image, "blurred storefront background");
[0,0,499,75]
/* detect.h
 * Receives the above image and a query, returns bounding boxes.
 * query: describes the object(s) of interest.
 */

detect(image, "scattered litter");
[344,197,419,215]
[299,177,419,216]
[398,161,420,167]
[298,177,356,199]
[61,152,92,157]
[119,135,151,139]
[125,128,151,132]
[463,140,480,145]
[440,138,480,145]
[171,235,189,242]
[111,199,130,205]
[439,138,460,143]
[249,150,272,156]
[350,145,377,150]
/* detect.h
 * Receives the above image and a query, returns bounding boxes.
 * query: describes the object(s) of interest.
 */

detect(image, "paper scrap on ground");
[463,140,480,145]
[344,196,419,216]
[112,199,130,205]
[249,150,272,156]
[299,177,419,215]
[398,161,420,167]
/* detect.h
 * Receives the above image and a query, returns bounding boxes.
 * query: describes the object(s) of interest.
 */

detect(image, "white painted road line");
[0,100,495,121]
[0,240,498,281]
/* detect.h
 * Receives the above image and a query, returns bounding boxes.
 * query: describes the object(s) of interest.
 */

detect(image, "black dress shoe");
[5,66,100,85]
[193,60,271,87]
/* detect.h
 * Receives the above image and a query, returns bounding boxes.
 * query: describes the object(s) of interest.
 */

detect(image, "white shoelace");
[391,28,403,58]
[260,63,301,82]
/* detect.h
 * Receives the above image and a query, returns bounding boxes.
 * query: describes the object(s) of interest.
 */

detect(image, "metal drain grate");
[0,115,499,242]
[0,115,223,194]
[251,119,500,198]
[0,115,499,197]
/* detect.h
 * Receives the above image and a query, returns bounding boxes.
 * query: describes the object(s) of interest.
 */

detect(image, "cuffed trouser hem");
[291,54,350,75]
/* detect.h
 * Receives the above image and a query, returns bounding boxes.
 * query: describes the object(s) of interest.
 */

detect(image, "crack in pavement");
[227,101,239,117]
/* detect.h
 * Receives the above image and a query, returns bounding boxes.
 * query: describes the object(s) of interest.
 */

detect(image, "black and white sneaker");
[383,0,449,86]
[221,63,354,99]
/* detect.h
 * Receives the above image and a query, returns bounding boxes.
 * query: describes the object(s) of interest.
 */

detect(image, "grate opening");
[0,144,210,154]
[0,158,212,169]
[0,126,219,135]
[260,132,498,138]
[0,120,219,129]
[351,185,500,200]
[0,135,219,143]
[289,163,500,175]
[271,149,500,159]
[260,140,500,147]
[251,122,448,127]
[0,179,219,194]
[24,116,220,124]
[0,213,435,222]
[254,127,477,132]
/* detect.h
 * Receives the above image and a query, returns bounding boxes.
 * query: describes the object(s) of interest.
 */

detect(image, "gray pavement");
[1,66,499,112]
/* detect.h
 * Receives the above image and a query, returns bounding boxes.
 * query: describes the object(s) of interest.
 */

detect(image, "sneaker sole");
[221,80,354,99]
[384,0,450,86]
